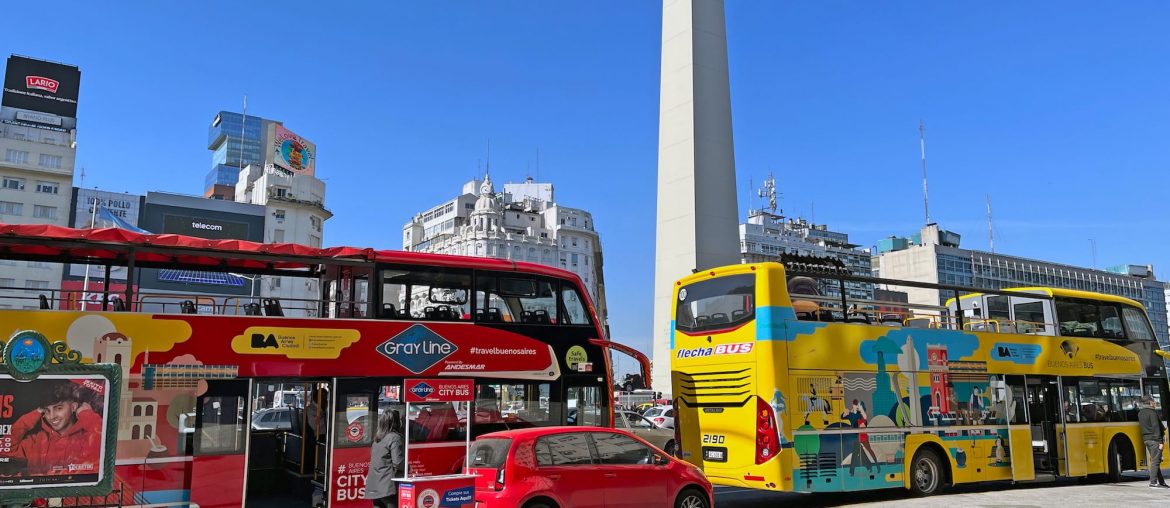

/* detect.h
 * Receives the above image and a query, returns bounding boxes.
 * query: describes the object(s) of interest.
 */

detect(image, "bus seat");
[244,303,262,316]
[38,294,50,310]
[731,309,746,320]
[709,313,729,324]
[695,315,710,326]
[398,309,410,318]
[381,303,397,319]
[846,314,870,324]
[520,310,535,323]
[263,298,284,317]
[533,309,551,324]
[818,309,835,322]
[485,307,502,323]
[424,306,438,320]
[180,300,197,314]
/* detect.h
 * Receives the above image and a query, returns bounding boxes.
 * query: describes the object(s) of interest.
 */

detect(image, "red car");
[468,426,712,508]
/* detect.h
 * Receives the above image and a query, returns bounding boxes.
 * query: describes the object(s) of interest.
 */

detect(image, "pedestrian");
[1138,395,1168,488]
[365,410,405,507]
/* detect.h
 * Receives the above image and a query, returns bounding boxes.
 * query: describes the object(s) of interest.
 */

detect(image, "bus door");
[1004,376,1034,481]
[1058,377,1088,477]
[328,378,405,508]
[1025,376,1060,475]
[191,379,252,508]
[245,380,328,508]
[565,374,609,427]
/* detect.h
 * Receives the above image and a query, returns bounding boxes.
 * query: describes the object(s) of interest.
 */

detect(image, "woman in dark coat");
[364,410,405,508]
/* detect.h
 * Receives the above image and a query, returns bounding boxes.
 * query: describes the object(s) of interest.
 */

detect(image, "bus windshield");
[675,273,755,333]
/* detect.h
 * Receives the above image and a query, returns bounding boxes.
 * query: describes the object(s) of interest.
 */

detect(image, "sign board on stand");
[396,379,475,508]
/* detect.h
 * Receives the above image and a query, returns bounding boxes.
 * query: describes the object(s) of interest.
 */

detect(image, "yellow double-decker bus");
[670,262,1169,496]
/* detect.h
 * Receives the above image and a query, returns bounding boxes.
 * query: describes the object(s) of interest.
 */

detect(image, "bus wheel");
[1106,438,1131,483]
[909,448,946,496]
[675,487,709,508]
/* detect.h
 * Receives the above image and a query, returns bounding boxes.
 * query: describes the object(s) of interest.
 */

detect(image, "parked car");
[251,407,302,432]
[468,426,711,508]
[642,405,675,429]
[616,410,676,456]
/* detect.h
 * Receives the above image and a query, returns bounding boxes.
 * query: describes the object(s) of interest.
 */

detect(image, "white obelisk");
[651,0,741,393]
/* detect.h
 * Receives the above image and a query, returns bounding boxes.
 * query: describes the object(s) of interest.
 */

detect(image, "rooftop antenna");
[986,193,995,253]
[536,148,541,182]
[919,119,930,225]
[485,139,491,178]
[811,201,816,225]
[78,166,85,188]
[746,176,752,219]
[756,172,778,214]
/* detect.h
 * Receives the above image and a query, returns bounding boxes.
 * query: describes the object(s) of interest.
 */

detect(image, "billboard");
[161,214,250,240]
[67,190,143,280]
[0,374,111,489]
[2,55,81,118]
[270,124,315,176]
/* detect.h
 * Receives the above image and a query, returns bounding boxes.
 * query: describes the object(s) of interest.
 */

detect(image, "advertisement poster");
[2,55,81,118]
[270,124,315,176]
[0,374,110,489]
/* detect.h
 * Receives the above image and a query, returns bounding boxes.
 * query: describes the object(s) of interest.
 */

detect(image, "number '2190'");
[702,434,725,444]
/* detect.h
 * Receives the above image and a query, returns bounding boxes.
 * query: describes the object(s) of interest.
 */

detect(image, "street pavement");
[713,470,1170,507]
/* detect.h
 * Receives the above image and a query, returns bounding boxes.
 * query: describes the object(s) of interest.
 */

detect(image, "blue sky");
[4,2,1168,375]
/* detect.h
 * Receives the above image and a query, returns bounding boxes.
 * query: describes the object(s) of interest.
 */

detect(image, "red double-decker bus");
[0,224,649,508]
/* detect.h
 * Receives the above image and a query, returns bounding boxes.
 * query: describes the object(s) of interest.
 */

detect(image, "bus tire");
[908,448,947,496]
[664,440,677,456]
[675,487,709,508]
[1106,437,1133,483]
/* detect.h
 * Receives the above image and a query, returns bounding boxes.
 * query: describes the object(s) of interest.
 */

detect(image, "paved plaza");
[714,470,1170,507]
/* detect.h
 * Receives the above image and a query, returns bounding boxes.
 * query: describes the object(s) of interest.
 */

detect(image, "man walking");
[1138,395,1168,488]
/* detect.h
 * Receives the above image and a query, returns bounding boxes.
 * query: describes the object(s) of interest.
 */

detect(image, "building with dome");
[402,175,608,330]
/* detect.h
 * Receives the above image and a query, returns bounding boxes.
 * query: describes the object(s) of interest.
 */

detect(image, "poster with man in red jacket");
[0,376,108,487]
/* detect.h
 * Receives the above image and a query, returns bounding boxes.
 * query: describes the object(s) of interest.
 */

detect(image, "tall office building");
[402,175,608,329]
[875,223,1169,347]
[0,55,81,308]
[205,111,269,200]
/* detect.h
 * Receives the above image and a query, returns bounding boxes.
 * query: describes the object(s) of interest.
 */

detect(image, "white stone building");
[235,164,330,316]
[402,175,608,329]
[0,95,78,308]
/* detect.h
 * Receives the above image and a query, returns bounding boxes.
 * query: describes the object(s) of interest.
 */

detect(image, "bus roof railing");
[0,223,587,281]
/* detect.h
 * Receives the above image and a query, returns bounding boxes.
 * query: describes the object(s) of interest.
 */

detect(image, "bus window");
[475,275,558,325]
[1108,380,1142,421]
[1012,299,1047,334]
[1099,304,1123,339]
[408,403,465,442]
[986,295,1010,323]
[1121,307,1156,341]
[1056,299,1100,337]
[675,273,755,334]
[560,285,591,326]
[474,382,552,425]
[381,268,471,321]
[1078,380,1108,422]
[195,395,246,455]
[1061,380,1080,423]
[517,280,557,324]
[334,384,404,449]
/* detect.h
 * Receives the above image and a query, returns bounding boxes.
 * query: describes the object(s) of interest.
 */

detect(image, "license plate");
[703,446,727,462]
